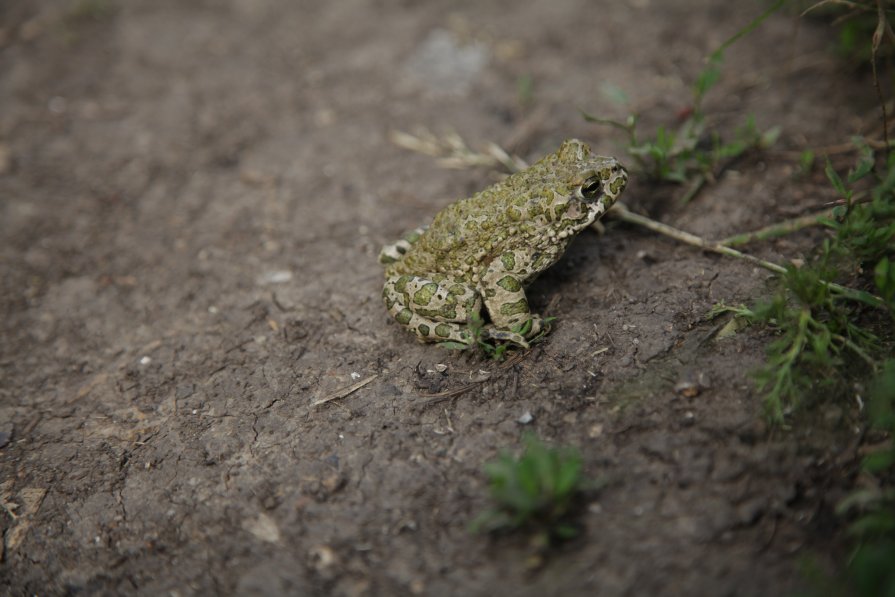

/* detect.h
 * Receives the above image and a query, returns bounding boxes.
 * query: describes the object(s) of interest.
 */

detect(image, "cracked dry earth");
[0,1,870,595]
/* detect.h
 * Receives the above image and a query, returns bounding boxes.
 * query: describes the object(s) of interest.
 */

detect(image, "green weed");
[707,147,895,597]
[470,433,594,548]
[583,3,783,194]
[800,0,895,64]
[582,103,777,194]
[799,360,895,597]
[837,359,895,597]
[712,145,895,422]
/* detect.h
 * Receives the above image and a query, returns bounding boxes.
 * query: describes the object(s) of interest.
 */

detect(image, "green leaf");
[848,136,875,183]
[849,540,895,596]
[553,523,580,540]
[760,125,781,148]
[600,82,629,106]
[830,206,848,222]
[849,511,895,536]
[874,257,895,303]
[693,57,722,103]
[863,450,895,474]
[554,454,582,496]
[516,454,540,498]
[438,341,470,351]
[800,150,815,173]
[837,488,884,516]
[825,159,848,197]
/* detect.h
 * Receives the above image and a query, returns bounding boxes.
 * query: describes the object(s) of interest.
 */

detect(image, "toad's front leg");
[478,250,547,347]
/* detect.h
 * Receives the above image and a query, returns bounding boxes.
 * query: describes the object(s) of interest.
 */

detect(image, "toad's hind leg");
[378,226,428,265]
[382,274,481,344]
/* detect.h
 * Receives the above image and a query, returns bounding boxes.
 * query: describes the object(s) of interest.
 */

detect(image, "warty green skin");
[380,139,628,347]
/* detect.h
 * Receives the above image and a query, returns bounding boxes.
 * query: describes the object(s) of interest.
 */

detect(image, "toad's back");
[385,145,591,283]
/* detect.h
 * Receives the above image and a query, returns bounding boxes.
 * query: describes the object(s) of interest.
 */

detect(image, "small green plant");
[584,3,783,195]
[818,359,895,597]
[712,145,895,422]
[740,368,893,597]
[516,73,535,110]
[800,0,895,64]
[583,98,777,192]
[471,434,592,548]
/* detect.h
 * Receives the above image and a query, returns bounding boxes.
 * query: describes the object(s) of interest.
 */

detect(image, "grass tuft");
[470,433,596,551]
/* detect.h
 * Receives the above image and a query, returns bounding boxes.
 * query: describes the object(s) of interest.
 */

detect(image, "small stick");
[607,203,885,307]
[872,0,893,160]
[718,210,831,246]
[312,374,378,407]
[418,382,480,400]
[774,137,894,159]
[608,202,787,274]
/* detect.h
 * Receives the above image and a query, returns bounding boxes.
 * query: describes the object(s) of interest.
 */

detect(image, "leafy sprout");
[583,3,783,195]
[470,433,596,548]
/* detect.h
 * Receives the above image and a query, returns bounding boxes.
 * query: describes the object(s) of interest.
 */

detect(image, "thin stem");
[836,333,880,370]
[608,202,786,274]
[719,210,832,246]
[606,202,885,307]
[714,0,788,56]
[678,174,707,205]
[873,0,891,160]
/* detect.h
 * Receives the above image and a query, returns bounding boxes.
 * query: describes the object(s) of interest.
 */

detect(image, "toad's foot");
[480,315,548,349]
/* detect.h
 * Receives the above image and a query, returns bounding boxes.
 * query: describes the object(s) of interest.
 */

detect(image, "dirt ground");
[0,1,877,595]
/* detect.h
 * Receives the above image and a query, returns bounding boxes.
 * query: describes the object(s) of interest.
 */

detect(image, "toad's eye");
[580,179,602,199]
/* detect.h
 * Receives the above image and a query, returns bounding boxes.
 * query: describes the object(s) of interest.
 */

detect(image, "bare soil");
[0,1,873,595]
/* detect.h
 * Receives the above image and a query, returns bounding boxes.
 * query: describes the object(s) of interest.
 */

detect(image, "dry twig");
[312,374,378,407]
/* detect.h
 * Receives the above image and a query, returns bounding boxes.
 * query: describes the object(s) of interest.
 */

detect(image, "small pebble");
[48,96,67,114]
[636,249,656,264]
[308,545,337,572]
[674,380,701,398]
[257,270,293,285]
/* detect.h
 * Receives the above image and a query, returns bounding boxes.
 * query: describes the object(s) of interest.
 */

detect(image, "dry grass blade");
[500,350,529,369]
[389,129,525,171]
[418,381,480,400]
[415,382,482,409]
[800,0,871,18]
[389,129,446,157]
[718,210,832,246]
[312,374,378,407]
[872,0,893,156]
